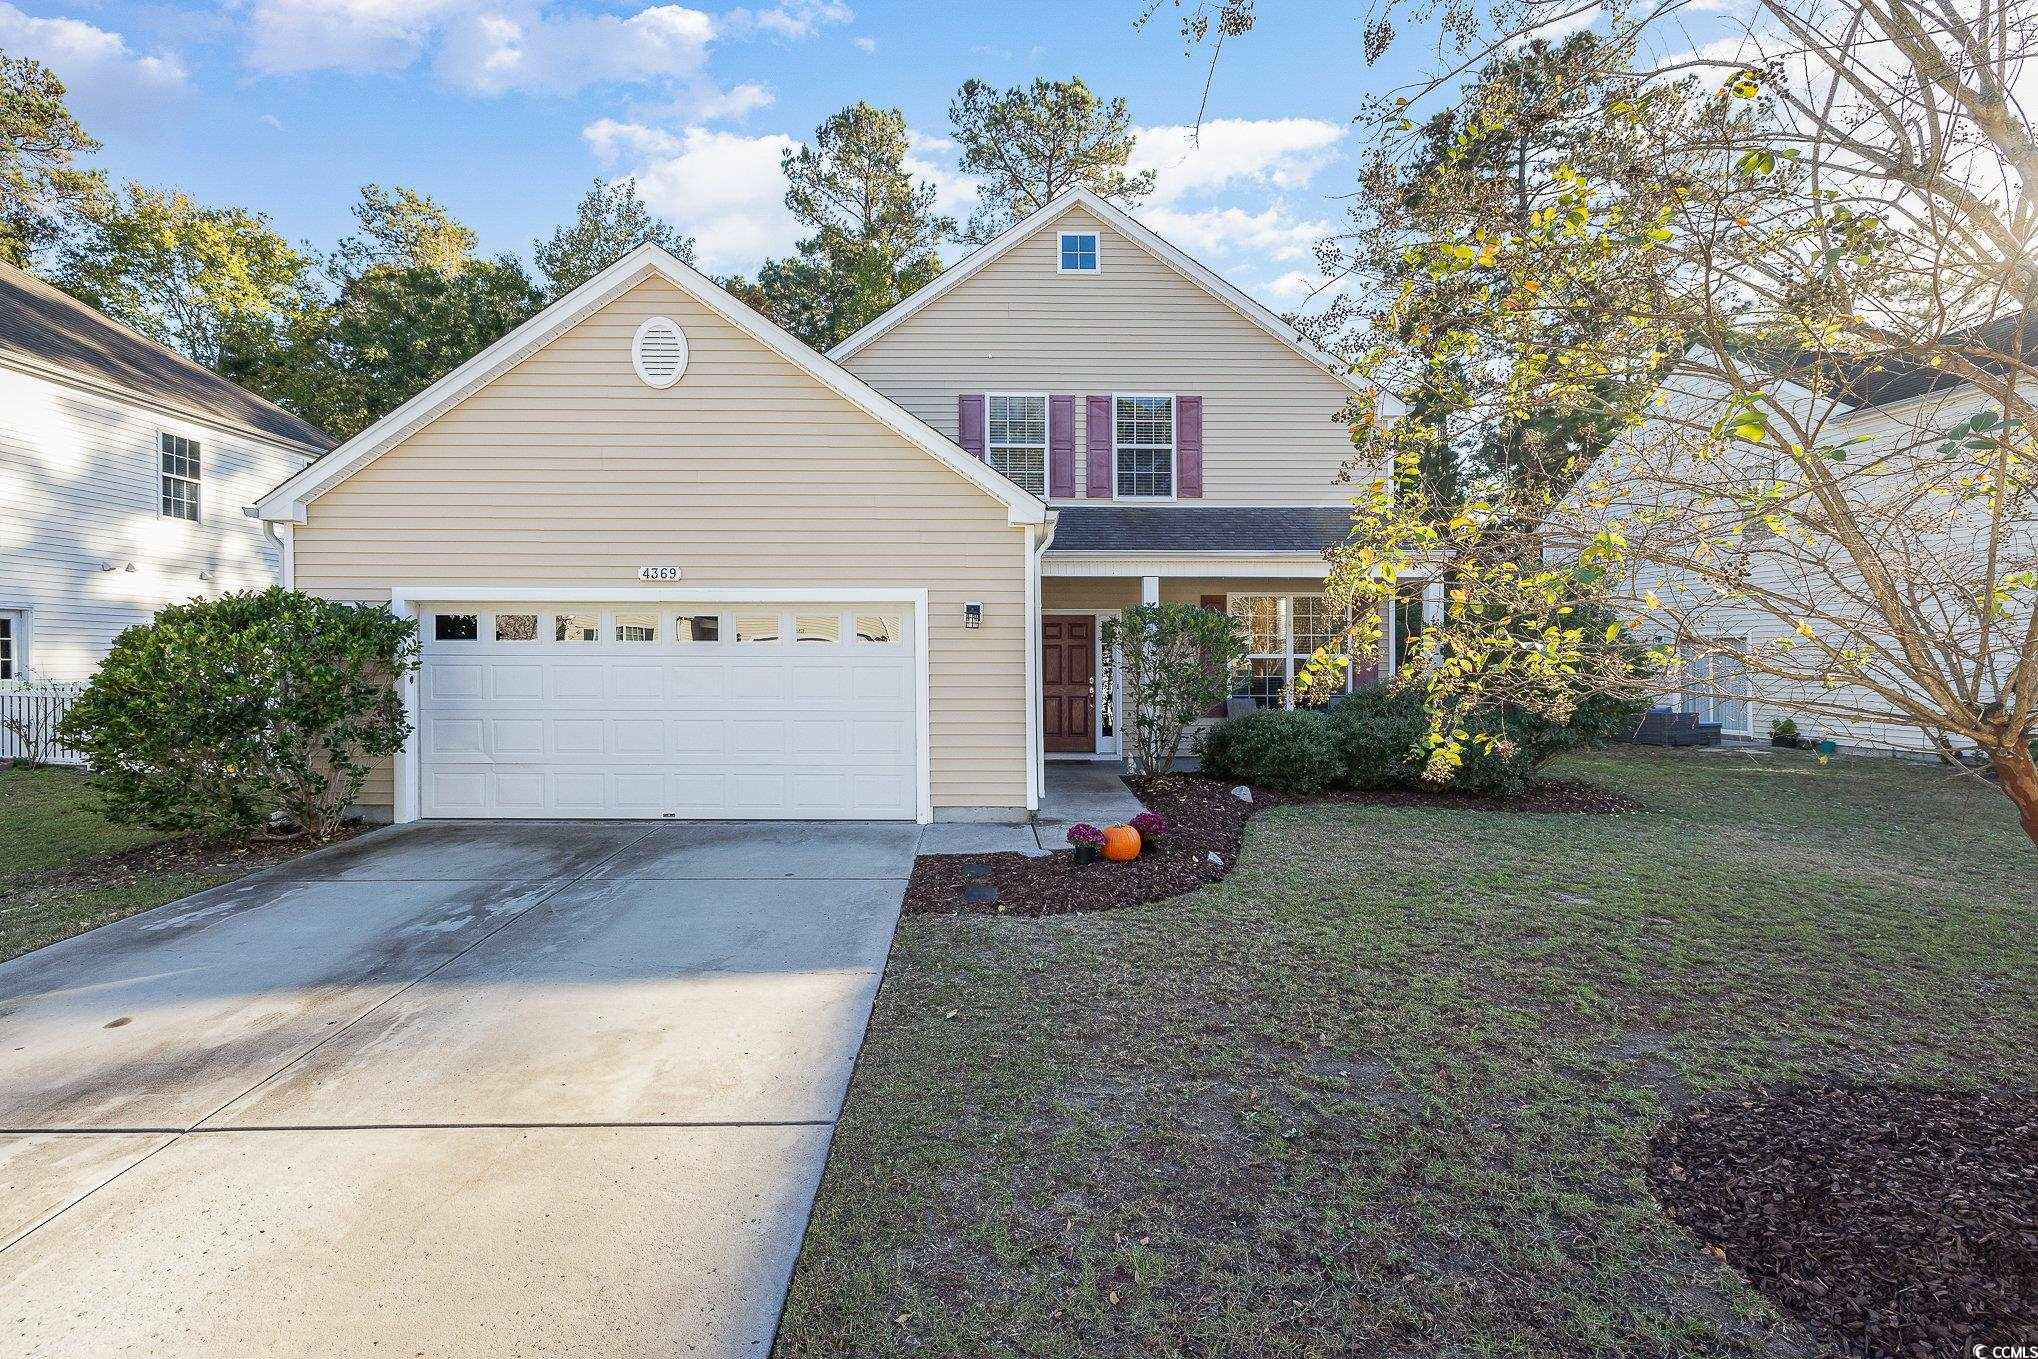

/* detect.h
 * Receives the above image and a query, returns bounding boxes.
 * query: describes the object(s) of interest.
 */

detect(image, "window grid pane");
[555,612,601,642]
[1059,233,1098,270]
[987,394,1047,496]
[1114,396,1173,497]
[674,614,720,642]
[854,613,900,643]
[614,612,658,642]
[494,614,537,641]
[160,432,200,521]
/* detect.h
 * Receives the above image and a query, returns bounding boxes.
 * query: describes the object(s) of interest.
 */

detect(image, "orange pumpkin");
[1101,823,1142,862]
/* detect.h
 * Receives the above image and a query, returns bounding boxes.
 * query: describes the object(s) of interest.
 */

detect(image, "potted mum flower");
[1129,811,1169,849]
[1066,823,1105,865]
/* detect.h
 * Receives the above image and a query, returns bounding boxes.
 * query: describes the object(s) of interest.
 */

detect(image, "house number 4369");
[636,565,682,581]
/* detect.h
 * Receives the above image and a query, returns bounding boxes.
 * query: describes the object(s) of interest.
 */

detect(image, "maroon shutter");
[1048,395,1076,498]
[958,394,985,459]
[1085,395,1112,498]
[1177,395,1203,498]
[1200,593,1231,717]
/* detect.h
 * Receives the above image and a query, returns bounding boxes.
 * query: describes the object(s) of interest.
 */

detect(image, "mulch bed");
[1648,1084,2038,1358]
[904,772,1643,918]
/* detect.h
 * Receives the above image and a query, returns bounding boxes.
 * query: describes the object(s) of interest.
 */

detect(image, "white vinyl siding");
[289,275,1032,814]
[842,206,1367,505]
[0,363,307,682]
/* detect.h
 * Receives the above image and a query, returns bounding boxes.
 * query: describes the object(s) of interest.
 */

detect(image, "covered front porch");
[1037,564,1418,762]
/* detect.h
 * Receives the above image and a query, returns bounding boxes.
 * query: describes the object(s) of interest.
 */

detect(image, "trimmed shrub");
[1198,708,1341,794]
[1325,684,1429,789]
[58,588,418,840]
[1451,686,1649,797]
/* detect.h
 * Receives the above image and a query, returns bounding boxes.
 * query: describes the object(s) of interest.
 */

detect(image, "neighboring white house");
[0,261,333,686]
[1617,329,2031,756]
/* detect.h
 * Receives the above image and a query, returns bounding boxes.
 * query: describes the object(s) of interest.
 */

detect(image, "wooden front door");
[1042,615,1096,754]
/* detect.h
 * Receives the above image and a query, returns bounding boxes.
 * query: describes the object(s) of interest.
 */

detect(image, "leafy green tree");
[1101,602,1247,774]
[58,589,419,841]
[223,185,542,440]
[54,182,312,369]
[948,77,1156,242]
[727,102,951,349]
[1269,2,2038,844]
[534,177,695,301]
[0,53,107,269]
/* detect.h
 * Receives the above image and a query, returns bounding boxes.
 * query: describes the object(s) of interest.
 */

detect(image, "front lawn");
[776,747,2038,1358]
[0,765,326,963]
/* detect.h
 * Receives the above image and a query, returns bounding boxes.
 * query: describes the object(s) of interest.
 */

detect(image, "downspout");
[1026,510,1060,813]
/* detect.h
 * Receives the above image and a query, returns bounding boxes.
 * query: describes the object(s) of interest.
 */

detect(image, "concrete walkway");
[913,762,1154,857]
[0,819,911,1358]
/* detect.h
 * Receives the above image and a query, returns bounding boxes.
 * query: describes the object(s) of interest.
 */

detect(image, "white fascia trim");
[1023,525,1042,812]
[255,244,1042,528]
[829,186,1393,412]
[389,585,934,826]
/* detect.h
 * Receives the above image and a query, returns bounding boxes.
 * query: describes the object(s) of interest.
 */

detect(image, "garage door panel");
[419,602,917,820]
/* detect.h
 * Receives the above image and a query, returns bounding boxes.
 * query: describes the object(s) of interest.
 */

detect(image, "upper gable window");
[159,432,200,521]
[1058,232,1099,273]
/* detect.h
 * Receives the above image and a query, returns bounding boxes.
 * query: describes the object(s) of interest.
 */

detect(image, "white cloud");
[903,129,975,223]
[244,1,816,101]
[1142,203,1332,265]
[852,35,876,52]
[247,1,715,94]
[585,120,801,272]
[1131,117,1348,206]
[0,2,188,129]
[723,1,853,40]
[260,112,285,130]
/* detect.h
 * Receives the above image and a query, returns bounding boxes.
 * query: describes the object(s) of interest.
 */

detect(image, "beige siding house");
[254,188,1390,824]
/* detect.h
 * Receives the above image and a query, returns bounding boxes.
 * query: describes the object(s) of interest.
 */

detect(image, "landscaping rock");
[1231,785,1253,802]
[961,882,998,906]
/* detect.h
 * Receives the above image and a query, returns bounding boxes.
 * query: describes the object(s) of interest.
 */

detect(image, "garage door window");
[675,614,719,642]
[615,612,659,642]
[855,613,901,644]
[795,613,842,643]
[494,613,537,641]
[434,613,478,641]
[555,612,601,642]
[733,612,779,642]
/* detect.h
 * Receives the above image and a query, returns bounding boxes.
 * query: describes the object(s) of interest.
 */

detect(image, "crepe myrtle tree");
[1102,603,1248,775]
[1262,0,2038,843]
[58,589,420,841]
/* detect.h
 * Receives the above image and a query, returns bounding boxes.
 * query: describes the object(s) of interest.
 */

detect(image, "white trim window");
[1114,395,1174,498]
[159,432,200,521]
[1228,593,1349,709]
[1058,231,1099,272]
[986,393,1048,495]
[0,612,16,679]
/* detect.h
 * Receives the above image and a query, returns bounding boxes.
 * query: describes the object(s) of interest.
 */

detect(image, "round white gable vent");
[632,316,689,388]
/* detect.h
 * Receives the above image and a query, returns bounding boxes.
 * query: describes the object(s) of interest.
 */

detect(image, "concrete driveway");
[0,818,914,1357]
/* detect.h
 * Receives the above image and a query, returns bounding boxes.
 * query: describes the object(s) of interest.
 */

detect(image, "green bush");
[1325,684,1429,789]
[1198,708,1342,794]
[58,588,418,840]
[1450,685,1649,797]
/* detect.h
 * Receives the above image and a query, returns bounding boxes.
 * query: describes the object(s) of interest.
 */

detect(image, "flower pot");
[1072,843,1101,866]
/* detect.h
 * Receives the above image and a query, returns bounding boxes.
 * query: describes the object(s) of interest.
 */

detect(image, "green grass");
[775,748,2038,1359]
[0,766,233,962]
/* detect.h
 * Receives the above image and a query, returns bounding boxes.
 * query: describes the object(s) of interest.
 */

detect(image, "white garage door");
[417,602,917,819]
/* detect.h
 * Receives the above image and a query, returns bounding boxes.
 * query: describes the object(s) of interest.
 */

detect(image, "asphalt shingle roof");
[0,261,335,452]
[1047,505,1350,553]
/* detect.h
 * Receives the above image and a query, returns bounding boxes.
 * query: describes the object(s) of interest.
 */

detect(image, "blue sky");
[2,1,1434,307]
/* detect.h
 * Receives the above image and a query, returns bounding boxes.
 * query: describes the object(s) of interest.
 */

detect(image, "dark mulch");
[904,772,1642,917]
[1648,1084,2038,1358]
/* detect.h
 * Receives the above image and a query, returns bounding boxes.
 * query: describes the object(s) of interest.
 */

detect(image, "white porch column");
[1140,575,1160,605]
[1421,577,1445,627]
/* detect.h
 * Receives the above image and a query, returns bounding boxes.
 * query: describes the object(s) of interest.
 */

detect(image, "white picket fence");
[0,681,87,766]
